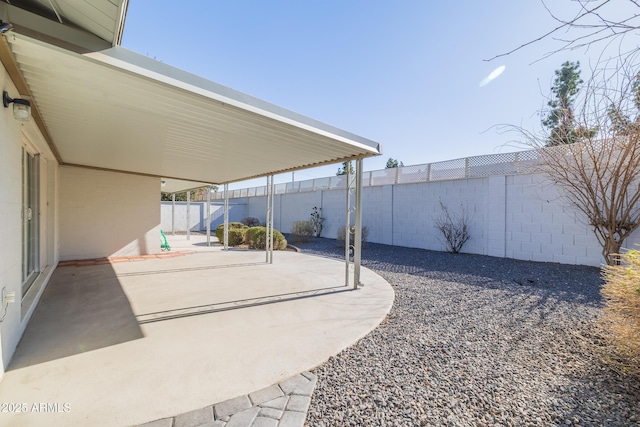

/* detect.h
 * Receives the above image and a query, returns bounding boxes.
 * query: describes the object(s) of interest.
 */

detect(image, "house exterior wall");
[216,172,640,267]
[59,166,161,260]
[0,67,59,376]
[0,79,24,377]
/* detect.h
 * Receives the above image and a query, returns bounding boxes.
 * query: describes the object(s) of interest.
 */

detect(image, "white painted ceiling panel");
[4,0,126,44]
[8,33,381,185]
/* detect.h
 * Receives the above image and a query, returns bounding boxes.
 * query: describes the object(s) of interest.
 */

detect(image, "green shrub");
[215,222,248,246]
[602,249,640,375]
[290,220,314,243]
[336,225,369,248]
[245,226,287,250]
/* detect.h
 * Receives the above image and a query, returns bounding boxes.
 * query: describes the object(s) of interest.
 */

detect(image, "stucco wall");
[59,167,161,260]
[0,68,59,375]
[0,78,25,375]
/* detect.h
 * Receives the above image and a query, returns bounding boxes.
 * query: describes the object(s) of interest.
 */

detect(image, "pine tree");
[385,158,404,168]
[542,61,593,145]
[336,161,355,176]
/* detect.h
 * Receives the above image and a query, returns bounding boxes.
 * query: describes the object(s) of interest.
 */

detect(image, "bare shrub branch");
[310,206,325,238]
[433,200,471,254]
[515,62,640,265]
[486,0,640,62]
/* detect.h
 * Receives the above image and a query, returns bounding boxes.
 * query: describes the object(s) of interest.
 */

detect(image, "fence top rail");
[211,148,545,199]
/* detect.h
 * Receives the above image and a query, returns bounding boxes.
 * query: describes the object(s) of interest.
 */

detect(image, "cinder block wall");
[160,201,248,232]
[224,172,640,267]
[503,174,606,265]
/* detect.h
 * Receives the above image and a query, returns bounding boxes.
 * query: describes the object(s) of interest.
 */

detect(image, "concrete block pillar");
[486,175,507,257]
[382,185,394,245]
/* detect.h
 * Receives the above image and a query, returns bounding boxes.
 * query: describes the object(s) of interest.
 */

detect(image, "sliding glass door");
[22,149,39,296]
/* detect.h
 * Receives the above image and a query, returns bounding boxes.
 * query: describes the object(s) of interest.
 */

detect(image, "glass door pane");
[22,151,39,296]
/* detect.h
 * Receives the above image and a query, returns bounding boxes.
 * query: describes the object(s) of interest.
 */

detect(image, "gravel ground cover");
[288,236,640,427]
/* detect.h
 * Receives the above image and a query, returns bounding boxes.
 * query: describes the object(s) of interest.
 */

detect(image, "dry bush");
[240,217,261,227]
[433,200,470,254]
[310,206,325,238]
[336,225,368,248]
[290,220,314,243]
[601,249,640,374]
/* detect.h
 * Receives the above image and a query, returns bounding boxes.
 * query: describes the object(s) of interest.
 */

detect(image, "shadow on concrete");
[192,242,221,247]
[115,261,266,277]
[136,285,352,324]
[0,250,394,426]
[9,264,143,370]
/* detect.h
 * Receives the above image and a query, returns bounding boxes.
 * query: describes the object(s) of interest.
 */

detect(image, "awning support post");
[270,176,275,263]
[206,185,211,246]
[345,163,351,287]
[186,190,191,241]
[224,183,229,251]
[265,175,274,263]
[354,158,363,289]
[266,176,270,262]
[171,193,175,236]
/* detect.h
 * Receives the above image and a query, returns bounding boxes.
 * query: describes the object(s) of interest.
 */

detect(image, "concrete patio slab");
[0,245,393,427]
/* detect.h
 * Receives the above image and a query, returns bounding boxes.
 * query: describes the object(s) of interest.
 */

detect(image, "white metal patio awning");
[1,0,128,46]
[159,178,212,195]
[3,32,382,186]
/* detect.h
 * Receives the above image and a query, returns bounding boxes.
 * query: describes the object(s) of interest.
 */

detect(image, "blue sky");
[121,1,635,186]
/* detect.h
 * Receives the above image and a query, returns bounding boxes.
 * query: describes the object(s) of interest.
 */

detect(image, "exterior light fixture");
[0,20,12,34]
[3,91,31,122]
